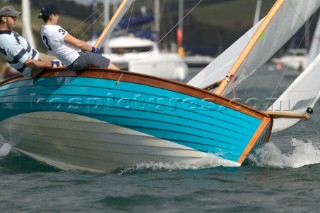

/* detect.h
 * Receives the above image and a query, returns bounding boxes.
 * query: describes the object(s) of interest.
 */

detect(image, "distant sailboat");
[102,0,189,81]
[0,0,319,172]
[177,0,214,67]
[272,15,320,73]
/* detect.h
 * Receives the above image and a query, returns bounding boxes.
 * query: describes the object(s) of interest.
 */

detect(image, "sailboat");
[102,0,189,81]
[0,0,318,172]
[271,15,320,74]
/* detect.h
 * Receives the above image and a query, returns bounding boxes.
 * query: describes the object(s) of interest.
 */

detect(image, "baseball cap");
[0,5,21,17]
[38,4,65,18]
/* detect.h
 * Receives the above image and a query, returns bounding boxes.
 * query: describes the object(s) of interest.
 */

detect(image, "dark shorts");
[67,51,110,71]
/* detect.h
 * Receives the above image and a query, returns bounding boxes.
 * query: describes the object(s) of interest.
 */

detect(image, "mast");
[304,20,310,50]
[22,0,36,48]
[214,0,285,95]
[103,0,110,52]
[94,0,134,48]
[91,0,98,40]
[253,0,262,26]
[178,0,184,33]
[177,0,185,56]
[154,0,160,42]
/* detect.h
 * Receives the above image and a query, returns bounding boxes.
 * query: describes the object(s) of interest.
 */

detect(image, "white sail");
[308,16,320,65]
[188,0,320,95]
[269,54,320,132]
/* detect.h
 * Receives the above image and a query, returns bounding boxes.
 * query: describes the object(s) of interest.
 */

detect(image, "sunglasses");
[6,16,18,21]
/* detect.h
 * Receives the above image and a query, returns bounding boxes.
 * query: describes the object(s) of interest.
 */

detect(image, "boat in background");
[183,55,214,68]
[271,14,320,73]
[271,48,308,71]
[103,35,189,81]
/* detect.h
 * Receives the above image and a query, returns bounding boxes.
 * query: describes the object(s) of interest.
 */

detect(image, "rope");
[232,76,237,99]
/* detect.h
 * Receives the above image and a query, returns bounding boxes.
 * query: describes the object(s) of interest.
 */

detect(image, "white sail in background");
[188,0,320,96]
[308,16,320,65]
[269,54,320,132]
[187,20,262,88]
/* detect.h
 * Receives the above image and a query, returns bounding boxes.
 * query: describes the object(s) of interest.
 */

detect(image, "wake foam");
[248,138,320,168]
[116,153,240,174]
[0,143,12,157]
[0,134,11,157]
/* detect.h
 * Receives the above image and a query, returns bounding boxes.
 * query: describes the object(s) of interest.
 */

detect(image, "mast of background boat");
[94,0,134,48]
[90,0,98,42]
[253,0,261,26]
[22,0,36,48]
[102,0,110,52]
[214,0,285,95]
[177,0,185,56]
[304,20,310,51]
[154,0,160,42]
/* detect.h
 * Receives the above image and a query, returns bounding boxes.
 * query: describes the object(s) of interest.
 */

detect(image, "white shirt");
[41,25,80,66]
[0,30,39,76]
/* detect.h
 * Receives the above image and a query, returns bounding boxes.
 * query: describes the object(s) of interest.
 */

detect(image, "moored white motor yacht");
[103,36,189,81]
[271,48,308,71]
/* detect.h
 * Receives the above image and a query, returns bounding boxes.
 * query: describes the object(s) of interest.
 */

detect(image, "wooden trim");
[0,68,270,120]
[264,111,311,119]
[238,116,272,164]
[214,0,285,95]
[0,74,24,85]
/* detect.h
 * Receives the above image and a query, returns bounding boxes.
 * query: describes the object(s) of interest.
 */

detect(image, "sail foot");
[263,111,311,119]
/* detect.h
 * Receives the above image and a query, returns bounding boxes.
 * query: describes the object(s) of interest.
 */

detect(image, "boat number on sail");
[42,36,52,51]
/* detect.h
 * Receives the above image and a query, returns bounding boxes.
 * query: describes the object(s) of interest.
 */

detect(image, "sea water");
[1,64,320,212]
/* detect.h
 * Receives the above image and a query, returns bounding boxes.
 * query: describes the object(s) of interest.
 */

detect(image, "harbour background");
[1,64,320,212]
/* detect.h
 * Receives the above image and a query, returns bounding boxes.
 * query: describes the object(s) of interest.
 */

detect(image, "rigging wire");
[112,1,136,67]
[66,0,202,56]
[70,5,104,39]
[43,5,104,55]
[150,0,203,52]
